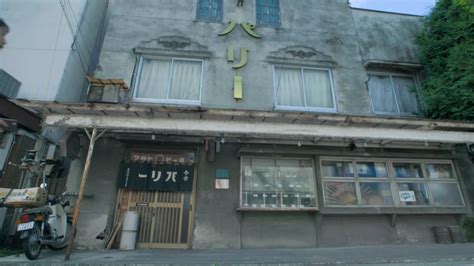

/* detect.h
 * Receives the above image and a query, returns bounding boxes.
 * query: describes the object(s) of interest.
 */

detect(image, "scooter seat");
[22,206,53,215]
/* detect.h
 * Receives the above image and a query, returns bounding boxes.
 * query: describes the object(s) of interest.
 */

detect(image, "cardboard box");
[0,187,47,208]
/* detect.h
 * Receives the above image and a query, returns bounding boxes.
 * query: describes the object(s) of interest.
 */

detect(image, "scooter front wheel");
[23,224,42,260]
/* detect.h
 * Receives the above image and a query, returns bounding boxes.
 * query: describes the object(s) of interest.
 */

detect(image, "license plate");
[17,221,34,231]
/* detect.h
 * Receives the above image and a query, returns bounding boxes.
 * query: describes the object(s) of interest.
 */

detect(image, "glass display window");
[321,157,464,209]
[241,157,317,209]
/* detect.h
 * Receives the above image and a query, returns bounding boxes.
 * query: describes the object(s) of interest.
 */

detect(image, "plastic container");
[433,226,451,244]
[448,226,466,243]
[119,211,139,250]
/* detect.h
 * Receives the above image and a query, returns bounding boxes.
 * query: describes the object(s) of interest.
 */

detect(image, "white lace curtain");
[275,67,334,109]
[368,75,420,114]
[136,58,201,101]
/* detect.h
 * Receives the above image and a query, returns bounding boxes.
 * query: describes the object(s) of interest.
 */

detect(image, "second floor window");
[256,0,280,27]
[368,74,421,115]
[196,0,223,22]
[274,66,336,112]
[133,56,203,105]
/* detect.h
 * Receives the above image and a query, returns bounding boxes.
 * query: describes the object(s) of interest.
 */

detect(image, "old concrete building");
[17,0,473,250]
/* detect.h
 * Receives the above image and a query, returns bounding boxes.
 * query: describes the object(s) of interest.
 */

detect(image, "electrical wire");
[59,0,89,75]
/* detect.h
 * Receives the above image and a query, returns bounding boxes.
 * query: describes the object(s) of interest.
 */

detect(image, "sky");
[350,0,437,15]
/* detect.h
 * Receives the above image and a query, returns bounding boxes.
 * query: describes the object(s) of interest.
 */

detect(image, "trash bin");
[120,211,139,250]
[433,226,451,244]
[448,226,466,243]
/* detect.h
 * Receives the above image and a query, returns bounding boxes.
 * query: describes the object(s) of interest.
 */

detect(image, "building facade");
[0,0,109,245]
[16,0,474,249]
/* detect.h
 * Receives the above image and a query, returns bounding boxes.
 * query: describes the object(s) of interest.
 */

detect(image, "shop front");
[17,102,474,250]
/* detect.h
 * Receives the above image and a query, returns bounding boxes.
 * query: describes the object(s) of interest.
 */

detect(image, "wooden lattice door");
[115,189,194,248]
[114,150,196,249]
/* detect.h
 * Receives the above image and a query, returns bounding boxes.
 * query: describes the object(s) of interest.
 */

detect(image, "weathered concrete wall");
[193,144,241,249]
[241,212,317,248]
[66,137,123,249]
[95,0,422,116]
[55,0,109,102]
[351,9,422,63]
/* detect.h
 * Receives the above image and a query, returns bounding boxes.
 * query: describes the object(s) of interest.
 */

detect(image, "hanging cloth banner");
[118,162,194,192]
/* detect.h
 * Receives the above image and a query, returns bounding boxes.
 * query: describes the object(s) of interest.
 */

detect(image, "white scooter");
[16,192,72,260]
[3,151,72,260]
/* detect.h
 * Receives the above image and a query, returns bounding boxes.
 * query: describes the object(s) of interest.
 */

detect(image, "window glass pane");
[393,163,423,178]
[304,69,334,109]
[321,161,354,178]
[256,0,280,27]
[136,59,171,99]
[425,163,455,179]
[275,68,304,107]
[242,158,316,208]
[324,182,357,206]
[429,183,463,206]
[197,0,222,22]
[398,183,430,206]
[169,60,202,101]
[368,75,398,113]
[360,182,393,206]
[392,76,420,114]
[356,162,387,178]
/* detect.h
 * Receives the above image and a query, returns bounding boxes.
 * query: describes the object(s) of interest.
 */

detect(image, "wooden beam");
[0,97,41,132]
[65,128,99,261]
[44,114,474,144]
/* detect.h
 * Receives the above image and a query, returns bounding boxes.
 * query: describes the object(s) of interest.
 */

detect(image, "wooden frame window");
[321,158,465,208]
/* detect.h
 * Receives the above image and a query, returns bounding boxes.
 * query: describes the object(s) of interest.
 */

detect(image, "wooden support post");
[64,128,104,260]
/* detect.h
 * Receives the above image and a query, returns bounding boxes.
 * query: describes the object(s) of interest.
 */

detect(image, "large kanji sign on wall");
[118,162,194,192]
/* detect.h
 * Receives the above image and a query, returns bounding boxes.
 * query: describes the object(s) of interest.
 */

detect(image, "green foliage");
[463,217,474,242]
[0,247,17,257]
[416,0,474,121]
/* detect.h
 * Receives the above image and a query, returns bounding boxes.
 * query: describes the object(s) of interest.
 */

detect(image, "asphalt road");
[1,243,474,265]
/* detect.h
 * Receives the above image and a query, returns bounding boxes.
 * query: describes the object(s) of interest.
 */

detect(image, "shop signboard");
[118,162,194,192]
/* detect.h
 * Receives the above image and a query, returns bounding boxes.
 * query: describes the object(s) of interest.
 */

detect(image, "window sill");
[237,207,319,212]
[319,206,469,215]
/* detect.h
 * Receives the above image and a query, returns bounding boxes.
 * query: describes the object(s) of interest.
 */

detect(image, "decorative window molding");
[196,0,223,22]
[364,59,422,72]
[321,157,465,209]
[267,46,337,68]
[256,0,281,27]
[135,36,212,59]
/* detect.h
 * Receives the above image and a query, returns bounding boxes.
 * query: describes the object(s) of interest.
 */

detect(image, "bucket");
[448,226,466,243]
[119,211,139,250]
[433,226,451,244]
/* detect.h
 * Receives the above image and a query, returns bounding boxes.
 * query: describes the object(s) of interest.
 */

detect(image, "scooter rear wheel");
[23,224,42,260]
[47,221,72,250]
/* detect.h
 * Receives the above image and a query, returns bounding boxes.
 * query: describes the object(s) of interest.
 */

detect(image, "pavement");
[1,243,474,265]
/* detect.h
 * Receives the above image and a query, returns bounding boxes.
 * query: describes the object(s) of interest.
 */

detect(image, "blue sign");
[216,169,230,179]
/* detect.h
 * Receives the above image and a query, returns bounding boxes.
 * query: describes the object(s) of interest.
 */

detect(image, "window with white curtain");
[273,66,336,112]
[133,57,203,105]
[368,74,421,115]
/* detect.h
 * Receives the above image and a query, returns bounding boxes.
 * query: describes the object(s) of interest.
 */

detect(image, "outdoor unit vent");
[86,76,129,104]
[0,69,21,99]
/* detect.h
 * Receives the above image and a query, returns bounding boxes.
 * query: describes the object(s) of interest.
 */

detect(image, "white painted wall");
[0,0,86,100]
